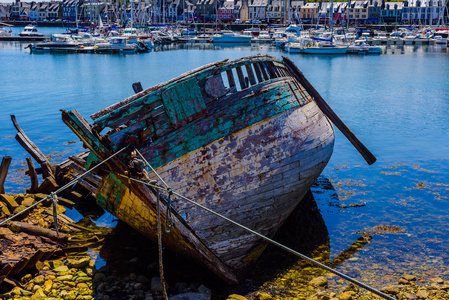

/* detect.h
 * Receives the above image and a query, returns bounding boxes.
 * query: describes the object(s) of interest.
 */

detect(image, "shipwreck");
[60,54,375,284]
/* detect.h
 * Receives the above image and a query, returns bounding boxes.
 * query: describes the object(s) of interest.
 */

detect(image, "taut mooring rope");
[125,148,397,300]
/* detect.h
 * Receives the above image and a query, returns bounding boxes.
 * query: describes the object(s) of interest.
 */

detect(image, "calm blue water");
[1,27,448,287]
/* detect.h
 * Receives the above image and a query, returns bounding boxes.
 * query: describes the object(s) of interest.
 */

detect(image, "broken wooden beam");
[6,221,68,244]
[11,115,55,179]
[25,157,39,194]
[0,156,12,194]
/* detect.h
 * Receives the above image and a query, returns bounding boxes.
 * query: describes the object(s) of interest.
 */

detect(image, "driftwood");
[25,157,39,194]
[0,156,12,194]
[10,115,55,179]
[7,221,68,244]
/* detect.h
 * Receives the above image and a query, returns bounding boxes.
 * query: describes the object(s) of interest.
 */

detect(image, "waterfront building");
[289,1,305,24]
[367,0,381,24]
[267,0,284,23]
[248,0,268,22]
[11,1,31,20]
[218,0,241,22]
[348,1,369,24]
[299,2,319,24]
[0,4,10,20]
[402,0,447,25]
[381,1,403,24]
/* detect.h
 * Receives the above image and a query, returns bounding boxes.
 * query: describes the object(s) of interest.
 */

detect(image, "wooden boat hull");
[62,55,335,283]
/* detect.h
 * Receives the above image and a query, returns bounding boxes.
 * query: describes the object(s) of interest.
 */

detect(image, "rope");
[119,160,396,300]
[0,145,129,227]
[156,187,169,300]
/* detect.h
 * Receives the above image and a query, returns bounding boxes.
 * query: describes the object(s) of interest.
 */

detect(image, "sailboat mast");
[330,0,333,34]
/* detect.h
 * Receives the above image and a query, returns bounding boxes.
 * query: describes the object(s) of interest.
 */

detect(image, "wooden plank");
[253,63,263,82]
[257,62,269,80]
[25,157,39,194]
[11,115,54,178]
[0,156,12,194]
[245,64,256,86]
[67,162,102,187]
[235,66,247,90]
[266,61,278,79]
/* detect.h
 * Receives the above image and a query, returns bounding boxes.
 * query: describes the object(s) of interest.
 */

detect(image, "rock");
[380,285,400,295]
[431,278,444,284]
[134,282,144,290]
[226,295,247,300]
[151,277,163,292]
[43,280,52,295]
[13,205,28,216]
[47,260,64,269]
[130,273,137,281]
[406,293,418,299]
[343,283,359,293]
[21,273,33,283]
[21,197,36,207]
[309,276,328,287]
[399,278,411,285]
[440,284,449,291]
[33,275,45,285]
[169,293,211,300]
[77,282,89,289]
[66,257,90,268]
[416,290,429,299]
[56,275,73,281]
[175,282,188,294]
[1,194,19,210]
[338,292,354,300]
[0,202,11,216]
[97,282,107,292]
[402,274,417,282]
[65,290,78,300]
[255,292,272,300]
[53,265,69,273]
[306,294,319,300]
[76,276,91,283]
[93,272,106,283]
[137,275,150,283]
[198,284,211,298]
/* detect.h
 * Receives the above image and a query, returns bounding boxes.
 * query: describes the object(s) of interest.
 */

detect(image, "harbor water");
[1,27,449,294]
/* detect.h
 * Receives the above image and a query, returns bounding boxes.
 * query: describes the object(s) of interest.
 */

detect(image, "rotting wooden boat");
[61,54,336,284]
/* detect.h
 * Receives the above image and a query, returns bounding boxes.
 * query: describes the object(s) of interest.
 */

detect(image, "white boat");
[302,41,348,54]
[212,31,252,43]
[93,37,137,53]
[252,32,272,43]
[348,40,381,54]
[188,34,211,43]
[285,42,303,53]
[121,27,154,48]
[433,35,448,45]
[29,34,80,52]
[19,24,44,37]
[0,26,12,37]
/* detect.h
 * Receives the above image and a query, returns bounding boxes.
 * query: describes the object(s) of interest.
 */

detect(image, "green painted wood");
[161,77,206,127]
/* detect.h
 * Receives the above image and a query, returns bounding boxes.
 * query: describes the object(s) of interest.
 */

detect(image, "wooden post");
[0,156,12,194]
[25,157,39,194]
[132,82,143,93]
